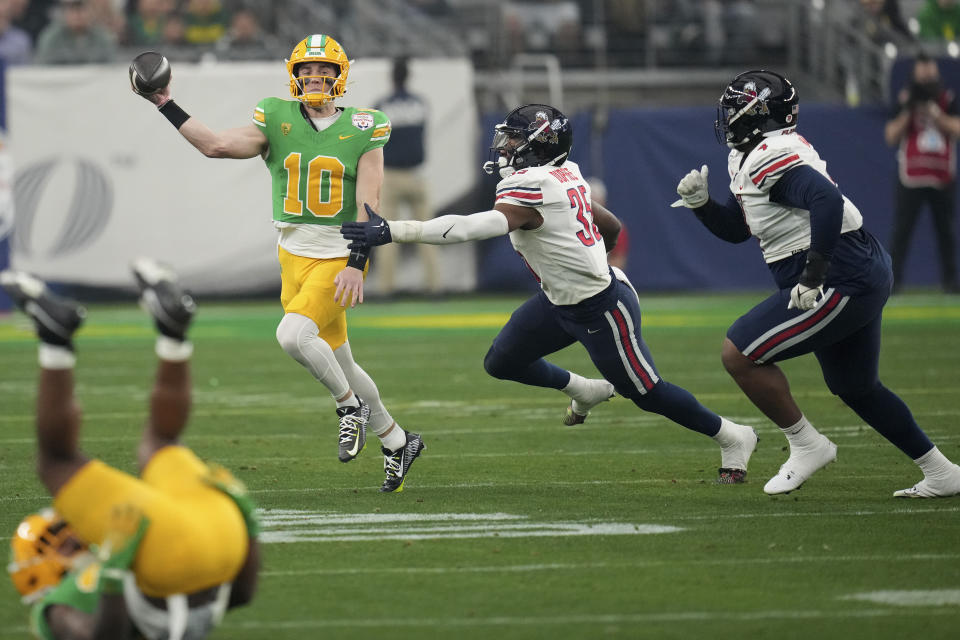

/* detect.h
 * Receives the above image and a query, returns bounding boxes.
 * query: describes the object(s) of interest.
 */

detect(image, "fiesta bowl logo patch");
[352,112,374,130]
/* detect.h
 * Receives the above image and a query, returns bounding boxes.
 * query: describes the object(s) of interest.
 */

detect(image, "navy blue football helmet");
[715,70,799,150]
[483,104,573,178]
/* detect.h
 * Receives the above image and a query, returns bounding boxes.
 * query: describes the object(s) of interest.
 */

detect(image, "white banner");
[7,58,478,294]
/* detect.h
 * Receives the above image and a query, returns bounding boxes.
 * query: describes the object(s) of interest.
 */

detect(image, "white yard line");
[260,553,960,577]
[217,607,959,631]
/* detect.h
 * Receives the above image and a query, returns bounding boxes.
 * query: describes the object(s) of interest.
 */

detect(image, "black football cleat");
[131,258,196,340]
[0,270,86,347]
[337,399,369,463]
[380,431,425,493]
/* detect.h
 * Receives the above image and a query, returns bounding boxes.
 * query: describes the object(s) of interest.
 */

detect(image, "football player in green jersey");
[132,34,425,492]
[3,260,260,639]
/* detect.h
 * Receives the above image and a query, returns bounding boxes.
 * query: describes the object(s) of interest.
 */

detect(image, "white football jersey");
[727,132,863,263]
[495,160,611,305]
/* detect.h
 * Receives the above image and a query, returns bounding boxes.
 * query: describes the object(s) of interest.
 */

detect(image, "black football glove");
[341,203,393,248]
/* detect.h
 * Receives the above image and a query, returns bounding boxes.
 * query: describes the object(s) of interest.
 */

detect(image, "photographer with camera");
[885,52,960,292]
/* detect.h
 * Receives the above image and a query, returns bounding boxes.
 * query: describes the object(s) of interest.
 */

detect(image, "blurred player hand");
[671,165,710,209]
[788,282,823,311]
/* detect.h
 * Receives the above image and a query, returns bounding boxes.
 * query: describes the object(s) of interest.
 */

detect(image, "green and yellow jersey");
[253,99,391,227]
[30,560,104,640]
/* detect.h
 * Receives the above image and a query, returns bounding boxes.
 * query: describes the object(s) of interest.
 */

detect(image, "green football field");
[1,292,958,639]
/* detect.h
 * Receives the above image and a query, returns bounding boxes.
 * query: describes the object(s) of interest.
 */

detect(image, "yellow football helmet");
[8,509,86,603]
[286,34,350,108]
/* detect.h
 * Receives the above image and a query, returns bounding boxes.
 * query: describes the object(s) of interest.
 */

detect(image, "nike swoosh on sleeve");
[442,225,455,238]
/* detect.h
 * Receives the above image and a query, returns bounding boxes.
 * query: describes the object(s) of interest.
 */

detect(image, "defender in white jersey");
[674,70,960,498]
[344,104,759,484]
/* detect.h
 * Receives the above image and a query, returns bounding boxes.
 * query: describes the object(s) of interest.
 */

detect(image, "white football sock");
[379,423,407,452]
[276,313,350,400]
[781,415,820,447]
[156,335,193,362]
[335,391,360,410]
[712,417,740,446]
[562,372,588,399]
[915,446,953,478]
[38,344,76,369]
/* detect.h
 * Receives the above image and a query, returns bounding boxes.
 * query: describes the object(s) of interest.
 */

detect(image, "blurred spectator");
[0,0,31,65]
[182,0,228,46]
[127,0,175,46]
[407,0,451,18]
[606,0,647,66]
[704,0,759,65]
[13,0,54,44]
[503,1,581,62]
[884,53,960,292]
[916,0,960,41]
[215,7,279,60]
[859,0,913,46]
[374,57,439,296]
[33,0,116,64]
[87,0,125,43]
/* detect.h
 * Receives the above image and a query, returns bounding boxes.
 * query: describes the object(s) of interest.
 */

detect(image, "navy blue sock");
[632,380,721,436]
[840,383,934,459]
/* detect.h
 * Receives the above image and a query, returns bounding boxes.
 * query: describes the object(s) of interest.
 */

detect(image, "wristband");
[346,244,370,270]
[158,100,190,130]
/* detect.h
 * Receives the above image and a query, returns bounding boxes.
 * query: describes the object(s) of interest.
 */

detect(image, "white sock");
[379,423,407,452]
[782,415,820,447]
[38,344,76,369]
[562,372,586,399]
[156,336,193,361]
[712,418,740,446]
[335,391,360,410]
[915,447,953,478]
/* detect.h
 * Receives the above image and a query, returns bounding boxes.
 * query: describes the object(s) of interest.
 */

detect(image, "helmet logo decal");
[531,111,559,144]
[737,82,771,115]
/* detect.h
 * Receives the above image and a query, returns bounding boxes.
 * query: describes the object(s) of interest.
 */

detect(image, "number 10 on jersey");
[283,152,346,217]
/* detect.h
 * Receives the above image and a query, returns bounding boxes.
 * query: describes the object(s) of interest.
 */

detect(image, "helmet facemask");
[292,62,344,108]
[286,34,350,109]
[8,510,88,604]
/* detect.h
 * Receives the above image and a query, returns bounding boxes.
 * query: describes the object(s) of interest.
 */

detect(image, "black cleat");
[336,400,369,462]
[380,431,425,493]
[131,258,196,340]
[0,270,86,347]
[717,468,748,484]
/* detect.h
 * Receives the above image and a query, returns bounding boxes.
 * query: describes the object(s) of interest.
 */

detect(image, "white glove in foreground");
[788,283,824,310]
[670,164,710,208]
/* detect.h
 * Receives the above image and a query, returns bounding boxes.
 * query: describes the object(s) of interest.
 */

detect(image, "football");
[129,52,171,96]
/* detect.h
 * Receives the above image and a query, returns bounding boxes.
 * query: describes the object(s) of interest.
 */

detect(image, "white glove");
[671,164,710,208]
[787,283,824,311]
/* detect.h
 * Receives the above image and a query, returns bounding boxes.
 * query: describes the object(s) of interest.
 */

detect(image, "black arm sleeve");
[692,193,752,243]
[769,165,844,258]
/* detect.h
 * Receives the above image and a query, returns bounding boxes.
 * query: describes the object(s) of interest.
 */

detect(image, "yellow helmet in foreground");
[8,509,85,603]
[286,34,350,108]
